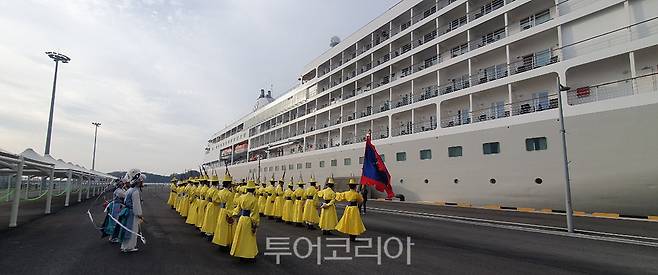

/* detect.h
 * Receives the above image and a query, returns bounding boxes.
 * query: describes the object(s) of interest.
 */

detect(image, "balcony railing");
[441,93,558,128]
[468,0,505,21]
[510,49,559,75]
[567,72,658,106]
[413,119,438,133]
[415,85,439,103]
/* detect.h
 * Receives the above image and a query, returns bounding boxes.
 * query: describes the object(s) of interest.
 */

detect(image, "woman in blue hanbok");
[119,169,146,253]
[100,180,127,242]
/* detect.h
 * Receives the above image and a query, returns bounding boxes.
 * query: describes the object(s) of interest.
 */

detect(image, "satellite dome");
[330,36,341,47]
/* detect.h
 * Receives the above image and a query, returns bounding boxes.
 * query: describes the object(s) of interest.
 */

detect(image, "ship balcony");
[438,2,467,35]
[413,104,438,133]
[469,20,505,52]
[468,0,505,21]
[411,0,438,25]
[414,74,440,103]
[509,48,559,75]
[507,1,553,35]
[392,110,412,137]
[390,9,412,37]
[567,69,658,106]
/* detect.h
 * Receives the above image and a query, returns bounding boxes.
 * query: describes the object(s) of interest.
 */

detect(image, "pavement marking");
[367,206,658,248]
[592,212,620,219]
[374,200,658,222]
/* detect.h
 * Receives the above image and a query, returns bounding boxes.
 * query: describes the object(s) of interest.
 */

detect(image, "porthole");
[453,178,459,184]
[424,179,429,184]
[399,179,404,184]
[535,178,543,184]
[490,178,496,184]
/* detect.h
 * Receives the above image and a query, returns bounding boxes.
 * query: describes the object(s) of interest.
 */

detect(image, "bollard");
[64,170,72,207]
[9,156,25,228]
[45,169,55,214]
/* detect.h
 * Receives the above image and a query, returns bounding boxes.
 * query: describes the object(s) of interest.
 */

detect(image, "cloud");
[0,0,399,175]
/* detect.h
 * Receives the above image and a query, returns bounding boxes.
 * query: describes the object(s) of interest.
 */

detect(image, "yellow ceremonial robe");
[195,185,209,228]
[335,189,366,235]
[167,183,176,206]
[186,185,200,224]
[273,185,284,218]
[302,186,320,224]
[201,186,219,234]
[292,188,305,223]
[282,188,295,222]
[318,187,338,230]
[212,188,235,246]
[264,185,276,216]
[230,193,260,259]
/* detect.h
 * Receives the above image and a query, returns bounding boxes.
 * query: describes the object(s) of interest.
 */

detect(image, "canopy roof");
[0,147,115,179]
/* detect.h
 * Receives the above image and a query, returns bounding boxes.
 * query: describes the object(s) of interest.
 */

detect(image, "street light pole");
[44,52,71,156]
[557,77,574,233]
[91,122,101,170]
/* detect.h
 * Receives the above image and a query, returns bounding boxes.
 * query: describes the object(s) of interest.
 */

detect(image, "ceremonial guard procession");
[163,132,392,260]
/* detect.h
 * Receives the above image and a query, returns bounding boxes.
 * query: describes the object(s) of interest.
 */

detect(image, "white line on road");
[367,207,658,248]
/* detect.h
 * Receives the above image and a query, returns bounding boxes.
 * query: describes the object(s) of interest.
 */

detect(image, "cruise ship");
[203,0,658,216]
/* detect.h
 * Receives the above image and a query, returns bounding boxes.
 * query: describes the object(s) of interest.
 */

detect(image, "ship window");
[275,166,279,171]
[281,165,286,171]
[331,159,337,166]
[289,164,294,170]
[359,157,365,164]
[525,137,547,151]
[396,152,407,161]
[344,158,352,166]
[483,142,500,155]
[306,162,312,169]
[297,163,302,169]
[448,146,463,157]
[319,161,325,168]
[420,149,432,160]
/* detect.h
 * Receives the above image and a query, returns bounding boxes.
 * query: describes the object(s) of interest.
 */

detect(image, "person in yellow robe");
[185,179,201,224]
[212,174,235,247]
[282,179,295,223]
[180,178,195,217]
[201,175,220,236]
[335,178,366,241]
[292,179,305,226]
[264,176,276,219]
[167,177,178,207]
[230,179,260,259]
[195,177,210,228]
[302,177,320,229]
[257,180,267,216]
[319,177,338,235]
[273,176,285,222]
[174,180,187,213]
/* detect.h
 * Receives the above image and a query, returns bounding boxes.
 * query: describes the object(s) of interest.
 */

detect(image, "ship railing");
[415,85,439,103]
[467,0,505,21]
[392,93,413,109]
[567,72,658,106]
[510,93,558,116]
[413,119,438,133]
[393,122,413,136]
[509,48,559,76]
[470,63,509,86]
[373,100,391,114]
[440,94,558,128]
[438,78,471,96]
[358,107,373,119]
[469,30,506,51]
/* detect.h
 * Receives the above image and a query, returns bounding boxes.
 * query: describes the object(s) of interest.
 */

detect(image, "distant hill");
[108,170,201,183]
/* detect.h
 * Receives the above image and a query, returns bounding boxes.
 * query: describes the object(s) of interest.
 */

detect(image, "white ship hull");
[212,94,658,216]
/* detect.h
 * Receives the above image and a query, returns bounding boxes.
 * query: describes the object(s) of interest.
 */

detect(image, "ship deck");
[1,187,657,274]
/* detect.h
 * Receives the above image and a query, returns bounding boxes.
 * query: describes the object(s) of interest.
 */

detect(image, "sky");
[0,0,400,175]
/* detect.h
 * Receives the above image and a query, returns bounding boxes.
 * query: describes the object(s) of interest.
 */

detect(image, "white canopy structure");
[1,147,115,228]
